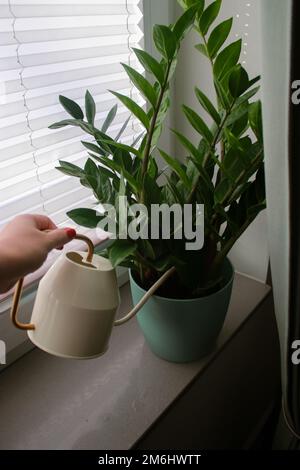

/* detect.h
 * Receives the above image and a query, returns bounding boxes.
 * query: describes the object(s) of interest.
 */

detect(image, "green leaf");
[195,43,209,57]
[115,115,131,141]
[143,173,162,205]
[173,4,199,41]
[109,240,137,268]
[59,95,84,120]
[148,157,158,180]
[248,75,261,88]
[235,86,260,107]
[150,90,170,147]
[85,90,96,126]
[228,65,250,98]
[177,0,204,10]
[200,0,222,36]
[95,133,141,158]
[249,101,263,142]
[213,39,242,81]
[49,119,92,134]
[207,18,233,59]
[132,48,164,85]
[255,166,266,203]
[101,104,118,133]
[56,160,84,178]
[84,157,98,176]
[110,91,150,130]
[214,178,231,205]
[153,25,177,60]
[82,141,106,156]
[159,149,190,188]
[121,63,157,108]
[97,166,118,182]
[195,87,221,124]
[225,101,249,127]
[182,105,213,143]
[114,148,132,173]
[172,129,203,161]
[67,208,103,228]
[138,240,156,261]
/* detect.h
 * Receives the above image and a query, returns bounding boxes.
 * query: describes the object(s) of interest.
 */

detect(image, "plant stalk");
[140,60,172,204]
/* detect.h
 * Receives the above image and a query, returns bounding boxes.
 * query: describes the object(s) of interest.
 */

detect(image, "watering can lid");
[66,251,114,272]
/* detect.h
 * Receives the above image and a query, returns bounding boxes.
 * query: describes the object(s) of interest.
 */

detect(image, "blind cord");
[125,0,139,141]
[7,0,47,216]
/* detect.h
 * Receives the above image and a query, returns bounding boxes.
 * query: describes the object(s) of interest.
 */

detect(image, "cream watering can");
[10,234,174,359]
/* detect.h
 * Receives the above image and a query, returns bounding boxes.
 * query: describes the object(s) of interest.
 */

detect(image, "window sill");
[0,273,275,450]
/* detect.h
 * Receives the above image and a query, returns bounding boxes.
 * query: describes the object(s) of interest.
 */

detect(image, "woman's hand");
[0,214,76,293]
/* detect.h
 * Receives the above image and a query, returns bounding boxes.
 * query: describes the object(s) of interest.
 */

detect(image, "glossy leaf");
[195,43,208,58]
[249,101,263,142]
[195,87,221,124]
[49,119,92,134]
[159,149,190,188]
[109,91,150,130]
[59,95,84,120]
[173,4,199,41]
[109,240,137,268]
[207,18,233,59]
[82,141,106,156]
[115,115,131,141]
[177,0,204,10]
[132,48,165,85]
[182,105,213,143]
[85,90,96,125]
[67,208,104,228]
[153,25,177,60]
[200,0,222,35]
[213,39,242,81]
[121,63,157,108]
[56,161,84,178]
[229,65,250,98]
[101,104,118,133]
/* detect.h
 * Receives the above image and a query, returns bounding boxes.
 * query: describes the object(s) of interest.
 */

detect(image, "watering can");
[10,234,174,359]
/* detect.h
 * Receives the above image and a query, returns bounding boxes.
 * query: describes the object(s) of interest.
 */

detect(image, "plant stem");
[140,60,172,204]
[209,214,257,279]
[187,106,232,204]
[220,148,263,206]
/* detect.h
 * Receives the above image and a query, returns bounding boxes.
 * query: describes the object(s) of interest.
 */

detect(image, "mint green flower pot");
[129,259,234,363]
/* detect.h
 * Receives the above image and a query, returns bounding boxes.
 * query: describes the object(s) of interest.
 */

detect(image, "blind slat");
[0,0,144,230]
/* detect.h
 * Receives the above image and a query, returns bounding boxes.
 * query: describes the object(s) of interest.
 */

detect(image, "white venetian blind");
[0,0,143,231]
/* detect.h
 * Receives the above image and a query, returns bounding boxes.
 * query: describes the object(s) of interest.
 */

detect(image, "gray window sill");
[0,273,273,450]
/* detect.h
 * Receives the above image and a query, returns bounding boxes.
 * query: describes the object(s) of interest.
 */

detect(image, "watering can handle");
[10,234,95,331]
[10,234,176,330]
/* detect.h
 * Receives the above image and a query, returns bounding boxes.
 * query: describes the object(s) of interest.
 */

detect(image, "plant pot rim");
[129,258,235,303]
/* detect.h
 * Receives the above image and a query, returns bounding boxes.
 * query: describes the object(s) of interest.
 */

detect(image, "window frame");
[0,0,178,369]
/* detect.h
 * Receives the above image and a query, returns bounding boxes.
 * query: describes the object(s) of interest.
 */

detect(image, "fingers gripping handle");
[10,232,176,331]
[10,234,94,331]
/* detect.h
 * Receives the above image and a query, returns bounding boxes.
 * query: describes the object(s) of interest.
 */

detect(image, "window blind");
[0,0,143,232]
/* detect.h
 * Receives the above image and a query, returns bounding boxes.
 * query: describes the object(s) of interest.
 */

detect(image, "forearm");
[0,215,76,294]
[0,241,18,293]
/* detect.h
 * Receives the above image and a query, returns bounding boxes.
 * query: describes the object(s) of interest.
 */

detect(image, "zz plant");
[50,0,265,299]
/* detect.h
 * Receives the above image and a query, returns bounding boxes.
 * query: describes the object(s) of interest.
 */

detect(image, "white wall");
[143,0,176,155]
[173,0,269,282]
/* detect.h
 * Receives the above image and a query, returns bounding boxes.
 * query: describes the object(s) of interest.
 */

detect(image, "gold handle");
[10,234,94,331]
